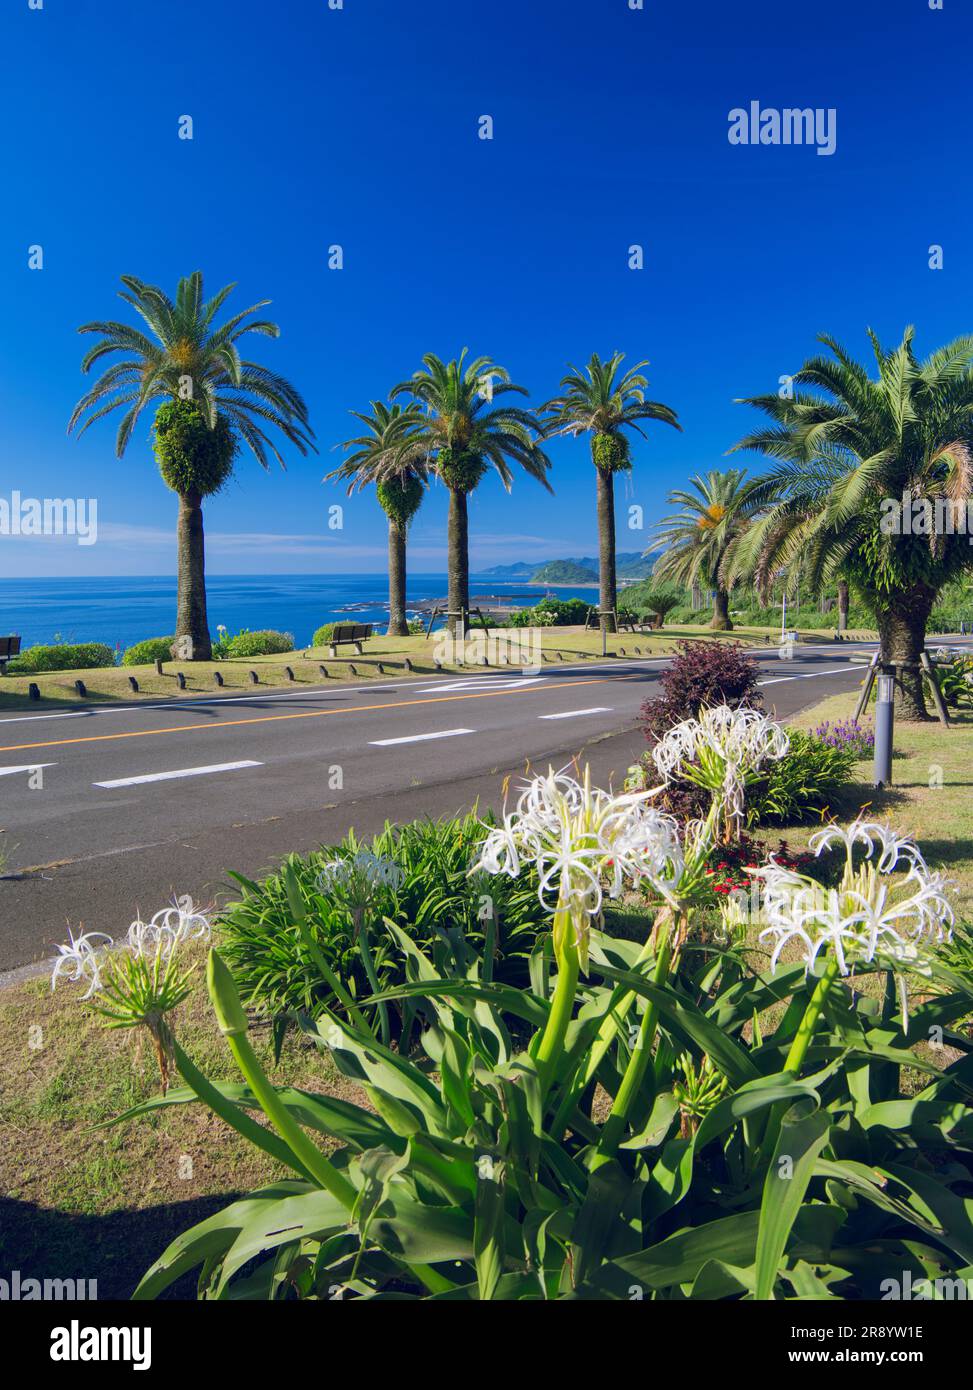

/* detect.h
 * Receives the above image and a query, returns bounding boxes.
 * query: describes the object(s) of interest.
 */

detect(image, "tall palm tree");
[390,351,551,636]
[646,469,760,629]
[68,272,315,660]
[728,328,973,718]
[543,352,680,632]
[327,402,428,636]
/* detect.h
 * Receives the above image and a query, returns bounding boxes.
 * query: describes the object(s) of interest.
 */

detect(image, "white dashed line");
[94,760,263,789]
[538,707,613,720]
[369,728,475,747]
[759,668,860,687]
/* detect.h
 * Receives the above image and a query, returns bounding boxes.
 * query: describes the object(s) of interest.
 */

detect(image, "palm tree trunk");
[447,487,470,639]
[596,466,617,633]
[710,587,732,631]
[875,584,935,721]
[837,579,849,634]
[387,518,408,637]
[175,489,212,661]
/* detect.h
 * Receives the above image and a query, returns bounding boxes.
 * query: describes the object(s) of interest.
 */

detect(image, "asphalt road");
[0,641,889,971]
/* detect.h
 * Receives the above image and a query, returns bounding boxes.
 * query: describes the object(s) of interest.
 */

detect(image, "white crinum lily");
[316,849,405,917]
[128,895,211,959]
[753,820,953,1005]
[473,765,684,971]
[50,928,113,1000]
[652,704,790,832]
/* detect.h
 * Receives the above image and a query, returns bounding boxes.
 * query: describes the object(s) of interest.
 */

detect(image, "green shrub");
[507,597,593,628]
[223,629,294,658]
[7,642,115,674]
[122,636,175,667]
[313,622,339,646]
[746,729,857,825]
[929,608,970,634]
[217,814,546,1025]
[631,590,681,626]
[929,652,973,708]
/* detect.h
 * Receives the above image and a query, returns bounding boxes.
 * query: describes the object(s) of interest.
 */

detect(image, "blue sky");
[0,0,968,576]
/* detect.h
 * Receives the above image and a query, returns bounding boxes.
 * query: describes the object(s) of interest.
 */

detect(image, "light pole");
[873,669,895,788]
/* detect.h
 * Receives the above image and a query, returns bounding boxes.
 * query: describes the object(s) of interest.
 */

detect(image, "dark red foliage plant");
[639,641,763,745]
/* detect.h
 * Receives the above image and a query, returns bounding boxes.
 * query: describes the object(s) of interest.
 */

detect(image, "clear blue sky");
[0,0,967,577]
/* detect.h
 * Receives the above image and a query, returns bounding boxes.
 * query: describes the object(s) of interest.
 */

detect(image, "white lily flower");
[50,928,113,1000]
[128,895,211,960]
[754,822,953,991]
[472,765,684,969]
[652,704,790,830]
[808,820,928,876]
[317,849,405,898]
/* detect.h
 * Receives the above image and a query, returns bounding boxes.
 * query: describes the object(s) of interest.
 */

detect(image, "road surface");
[0,641,889,971]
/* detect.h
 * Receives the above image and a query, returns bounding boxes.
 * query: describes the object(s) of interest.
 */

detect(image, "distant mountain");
[531,559,598,584]
[474,561,534,579]
[474,551,653,582]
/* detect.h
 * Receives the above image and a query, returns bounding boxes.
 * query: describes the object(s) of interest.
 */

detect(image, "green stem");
[758,954,841,1167]
[226,1029,357,1209]
[548,930,658,1140]
[206,950,450,1297]
[591,921,673,1169]
[535,909,580,1086]
[783,955,841,1075]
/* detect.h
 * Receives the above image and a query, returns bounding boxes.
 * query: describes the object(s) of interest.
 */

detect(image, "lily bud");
[207,949,249,1038]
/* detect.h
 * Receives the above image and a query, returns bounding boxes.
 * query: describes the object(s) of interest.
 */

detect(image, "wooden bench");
[326,622,373,657]
[0,635,21,674]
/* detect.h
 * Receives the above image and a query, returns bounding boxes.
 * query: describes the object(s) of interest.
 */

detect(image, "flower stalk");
[207,950,357,1209]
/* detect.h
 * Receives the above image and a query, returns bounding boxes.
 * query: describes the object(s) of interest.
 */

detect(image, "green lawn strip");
[787,691,973,912]
[0,947,355,1297]
[0,625,863,712]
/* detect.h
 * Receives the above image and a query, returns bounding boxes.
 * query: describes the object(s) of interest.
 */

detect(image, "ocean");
[0,574,601,654]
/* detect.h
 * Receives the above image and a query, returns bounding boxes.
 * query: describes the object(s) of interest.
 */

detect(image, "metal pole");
[873,670,895,787]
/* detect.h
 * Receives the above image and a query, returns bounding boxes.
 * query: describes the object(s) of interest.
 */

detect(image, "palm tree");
[327,402,428,636]
[390,352,551,636]
[543,352,680,632]
[68,272,315,660]
[728,328,973,718]
[646,469,759,629]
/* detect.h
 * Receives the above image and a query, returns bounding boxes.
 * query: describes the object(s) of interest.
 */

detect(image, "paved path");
[0,641,890,970]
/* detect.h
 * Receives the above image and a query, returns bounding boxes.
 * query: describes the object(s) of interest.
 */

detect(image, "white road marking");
[0,763,55,777]
[369,728,475,747]
[94,760,263,789]
[759,667,860,687]
[539,707,613,720]
[418,676,547,693]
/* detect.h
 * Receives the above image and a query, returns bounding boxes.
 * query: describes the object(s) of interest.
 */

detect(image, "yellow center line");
[0,675,640,755]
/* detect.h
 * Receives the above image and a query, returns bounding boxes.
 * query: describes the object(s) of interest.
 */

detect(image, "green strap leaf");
[755,1100,832,1300]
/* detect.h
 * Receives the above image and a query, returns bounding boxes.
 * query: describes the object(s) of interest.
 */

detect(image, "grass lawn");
[0,622,859,712]
[788,690,973,914]
[0,944,351,1298]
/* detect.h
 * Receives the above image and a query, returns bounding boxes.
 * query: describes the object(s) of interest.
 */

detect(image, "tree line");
[70,272,973,718]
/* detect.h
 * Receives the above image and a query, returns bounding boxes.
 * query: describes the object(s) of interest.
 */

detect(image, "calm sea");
[0,575,598,653]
